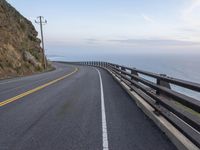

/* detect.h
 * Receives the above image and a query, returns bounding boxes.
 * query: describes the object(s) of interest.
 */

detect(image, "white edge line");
[95,68,109,150]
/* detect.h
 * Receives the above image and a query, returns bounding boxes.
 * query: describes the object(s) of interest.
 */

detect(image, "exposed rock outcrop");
[0,0,45,78]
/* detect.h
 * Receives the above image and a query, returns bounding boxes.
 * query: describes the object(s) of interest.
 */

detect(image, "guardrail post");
[106,62,109,68]
[121,66,126,81]
[156,74,171,95]
[130,68,138,91]
[154,74,171,115]
[100,62,103,67]
[104,62,107,68]
[104,62,106,68]
[114,65,119,77]
[131,69,138,78]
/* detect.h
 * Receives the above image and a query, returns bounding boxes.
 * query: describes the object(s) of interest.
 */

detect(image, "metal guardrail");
[69,61,200,148]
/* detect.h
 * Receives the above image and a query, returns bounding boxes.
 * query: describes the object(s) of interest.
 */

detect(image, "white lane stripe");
[0,68,62,85]
[95,68,109,150]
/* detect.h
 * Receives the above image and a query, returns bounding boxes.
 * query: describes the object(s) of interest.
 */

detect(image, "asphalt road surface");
[0,62,177,150]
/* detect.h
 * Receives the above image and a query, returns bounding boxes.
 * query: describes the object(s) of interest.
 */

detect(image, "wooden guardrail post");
[105,62,108,68]
[121,66,126,81]
[156,74,171,97]
[102,62,104,67]
[130,68,138,91]
[101,62,104,67]
[114,65,119,77]
[104,62,107,68]
[155,74,171,114]
[131,68,138,78]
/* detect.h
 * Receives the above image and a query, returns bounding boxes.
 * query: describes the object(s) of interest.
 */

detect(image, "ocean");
[49,53,200,100]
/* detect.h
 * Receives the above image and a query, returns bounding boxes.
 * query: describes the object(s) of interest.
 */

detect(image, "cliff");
[0,0,45,79]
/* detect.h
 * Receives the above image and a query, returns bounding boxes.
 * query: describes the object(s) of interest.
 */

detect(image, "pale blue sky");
[7,0,200,59]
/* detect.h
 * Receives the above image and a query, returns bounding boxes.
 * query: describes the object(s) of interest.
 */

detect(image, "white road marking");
[0,68,62,85]
[0,78,23,85]
[96,68,109,150]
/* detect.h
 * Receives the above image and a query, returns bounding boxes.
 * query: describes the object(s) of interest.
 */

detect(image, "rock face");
[0,0,45,78]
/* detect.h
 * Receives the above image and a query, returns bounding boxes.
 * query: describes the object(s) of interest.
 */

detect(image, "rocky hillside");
[0,0,45,79]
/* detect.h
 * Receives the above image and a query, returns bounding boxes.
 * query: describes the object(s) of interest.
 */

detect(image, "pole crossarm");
[35,16,47,24]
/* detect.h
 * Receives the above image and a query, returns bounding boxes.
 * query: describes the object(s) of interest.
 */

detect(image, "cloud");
[86,38,99,42]
[178,28,200,33]
[85,38,102,44]
[109,38,200,46]
[141,14,154,23]
[182,0,200,26]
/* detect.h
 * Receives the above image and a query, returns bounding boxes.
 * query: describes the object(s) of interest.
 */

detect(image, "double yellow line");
[0,67,78,107]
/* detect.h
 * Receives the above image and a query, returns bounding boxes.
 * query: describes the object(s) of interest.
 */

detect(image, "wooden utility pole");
[35,16,47,69]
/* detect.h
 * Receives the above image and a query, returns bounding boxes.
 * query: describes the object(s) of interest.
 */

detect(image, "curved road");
[0,62,177,150]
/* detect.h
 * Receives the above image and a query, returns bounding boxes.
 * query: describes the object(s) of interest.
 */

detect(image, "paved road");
[0,63,177,150]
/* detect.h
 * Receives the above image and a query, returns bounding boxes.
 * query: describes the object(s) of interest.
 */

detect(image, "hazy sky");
[7,0,200,59]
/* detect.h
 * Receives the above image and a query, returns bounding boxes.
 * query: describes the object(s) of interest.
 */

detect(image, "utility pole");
[35,16,47,69]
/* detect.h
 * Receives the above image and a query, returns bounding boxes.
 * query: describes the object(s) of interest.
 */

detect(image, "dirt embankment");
[0,0,46,79]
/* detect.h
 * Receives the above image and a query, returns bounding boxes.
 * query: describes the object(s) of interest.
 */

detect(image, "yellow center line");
[0,67,79,107]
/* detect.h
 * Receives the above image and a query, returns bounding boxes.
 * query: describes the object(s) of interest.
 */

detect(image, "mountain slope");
[0,0,45,78]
